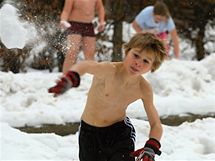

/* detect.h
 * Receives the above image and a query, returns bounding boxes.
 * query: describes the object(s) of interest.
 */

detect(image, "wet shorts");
[79,117,136,161]
[66,20,96,37]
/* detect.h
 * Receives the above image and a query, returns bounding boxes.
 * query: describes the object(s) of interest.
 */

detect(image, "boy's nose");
[134,59,142,67]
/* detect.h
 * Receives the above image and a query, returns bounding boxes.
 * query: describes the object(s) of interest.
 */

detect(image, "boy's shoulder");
[99,61,121,65]
[99,61,122,70]
[95,61,121,76]
[139,76,153,96]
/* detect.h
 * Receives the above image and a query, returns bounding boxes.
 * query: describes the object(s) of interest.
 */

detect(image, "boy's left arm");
[131,84,163,161]
[96,0,105,32]
[143,94,163,141]
[170,29,180,59]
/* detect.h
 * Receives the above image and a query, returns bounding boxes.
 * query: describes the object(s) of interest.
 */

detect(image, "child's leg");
[109,139,135,161]
[109,117,136,161]
[62,34,82,73]
[82,36,96,60]
[79,120,108,161]
[79,127,98,161]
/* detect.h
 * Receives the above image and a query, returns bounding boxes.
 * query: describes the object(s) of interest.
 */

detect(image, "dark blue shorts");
[78,117,136,161]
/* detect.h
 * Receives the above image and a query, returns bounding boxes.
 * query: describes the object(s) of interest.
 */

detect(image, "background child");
[132,1,180,59]
[48,33,166,161]
[60,0,105,74]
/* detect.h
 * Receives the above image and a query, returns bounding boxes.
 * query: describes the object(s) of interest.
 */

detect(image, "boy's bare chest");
[74,0,96,11]
[93,78,141,104]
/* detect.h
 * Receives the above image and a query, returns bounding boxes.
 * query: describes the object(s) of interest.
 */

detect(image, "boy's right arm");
[60,0,73,29]
[48,61,107,96]
[48,71,80,96]
[70,60,107,77]
[61,0,73,20]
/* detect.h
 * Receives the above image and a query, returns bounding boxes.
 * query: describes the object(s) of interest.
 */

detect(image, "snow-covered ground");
[0,54,215,127]
[0,3,215,161]
[1,118,215,161]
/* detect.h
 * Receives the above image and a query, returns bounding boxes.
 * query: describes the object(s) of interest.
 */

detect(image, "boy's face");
[124,48,154,75]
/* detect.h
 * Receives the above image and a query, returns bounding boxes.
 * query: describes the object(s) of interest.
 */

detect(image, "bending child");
[132,1,180,58]
[48,33,166,161]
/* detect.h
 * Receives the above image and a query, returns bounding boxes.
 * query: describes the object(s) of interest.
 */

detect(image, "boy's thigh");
[82,37,96,50]
[67,34,82,50]
[109,138,135,161]
[79,134,97,161]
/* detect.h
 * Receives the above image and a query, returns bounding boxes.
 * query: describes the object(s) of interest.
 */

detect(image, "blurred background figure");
[132,1,180,59]
[60,0,105,74]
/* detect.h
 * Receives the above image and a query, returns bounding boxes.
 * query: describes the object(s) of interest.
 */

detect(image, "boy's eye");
[133,53,139,58]
[143,59,149,64]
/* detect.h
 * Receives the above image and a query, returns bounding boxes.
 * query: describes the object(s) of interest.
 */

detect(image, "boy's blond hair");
[123,33,166,72]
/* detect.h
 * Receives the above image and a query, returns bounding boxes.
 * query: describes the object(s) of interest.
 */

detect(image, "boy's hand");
[60,20,71,31]
[98,22,105,32]
[48,71,80,96]
[130,138,161,161]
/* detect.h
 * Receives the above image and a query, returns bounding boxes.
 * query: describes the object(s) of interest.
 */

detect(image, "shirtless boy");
[48,33,166,161]
[60,0,105,74]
